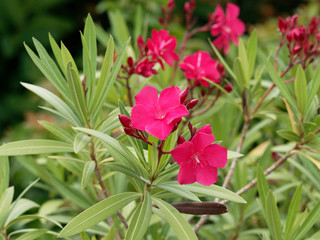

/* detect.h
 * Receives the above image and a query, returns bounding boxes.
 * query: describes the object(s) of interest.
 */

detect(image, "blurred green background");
[0,0,316,138]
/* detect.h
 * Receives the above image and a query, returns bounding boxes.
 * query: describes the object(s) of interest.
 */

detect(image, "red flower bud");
[127,57,133,67]
[180,87,189,104]
[177,135,185,145]
[124,127,135,136]
[187,99,199,109]
[118,115,131,128]
[158,17,164,25]
[137,35,145,50]
[278,17,286,34]
[184,2,190,12]
[224,84,233,93]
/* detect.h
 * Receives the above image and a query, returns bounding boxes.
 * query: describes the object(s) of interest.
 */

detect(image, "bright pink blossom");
[179,51,220,87]
[147,29,179,69]
[131,86,189,140]
[210,3,245,54]
[171,125,227,186]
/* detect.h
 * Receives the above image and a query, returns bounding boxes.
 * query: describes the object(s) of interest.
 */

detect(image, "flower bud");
[127,57,133,67]
[187,99,198,109]
[118,115,131,128]
[177,135,185,145]
[158,17,164,25]
[224,84,232,93]
[180,87,189,104]
[124,127,135,136]
[137,35,145,50]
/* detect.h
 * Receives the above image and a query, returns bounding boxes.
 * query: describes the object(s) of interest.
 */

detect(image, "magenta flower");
[210,3,245,54]
[171,125,227,186]
[147,29,179,69]
[179,51,221,88]
[131,86,189,140]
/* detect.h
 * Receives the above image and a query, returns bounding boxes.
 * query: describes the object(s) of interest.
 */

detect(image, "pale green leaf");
[15,229,48,240]
[38,120,73,143]
[58,192,141,237]
[265,191,282,240]
[247,30,257,79]
[108,10,130,45]
[227,151,244,160]
[153,184,200,202]
[295,66,307,115]
[48,33,65,75]
[5,199,39,225]
[276,130,301,142]
[74,132,91,153]
[153,198,197,240]
[125,191,152,240]
[81,161,96,189]
[0,156,9,197]
[0,140,73,156]
[0,187,14,228]
[257,165,270,213]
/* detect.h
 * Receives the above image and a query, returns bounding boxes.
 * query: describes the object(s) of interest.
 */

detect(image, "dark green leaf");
[295,66,307,115]
[265,191,282,240]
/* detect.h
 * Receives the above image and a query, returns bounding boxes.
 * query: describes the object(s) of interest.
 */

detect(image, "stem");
[90,142,129,229]
[193,90,220,117]
[2,228,8,240]
[125,77,133,107]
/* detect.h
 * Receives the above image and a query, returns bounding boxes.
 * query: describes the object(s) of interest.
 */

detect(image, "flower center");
[224,26,231,33]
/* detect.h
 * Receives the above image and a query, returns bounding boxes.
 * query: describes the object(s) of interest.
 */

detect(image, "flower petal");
[197,124,213,135]
[171,141,194,165]
[145,119,173,140]
[192,132,215,151]
[177,161,197,185]
[131,105,154,131]
[166,105,189,124]
[134,86,158,108]
[226,3,240,20]
[200,144,228,168]
[159,86,181,110]
[196,165,218,186]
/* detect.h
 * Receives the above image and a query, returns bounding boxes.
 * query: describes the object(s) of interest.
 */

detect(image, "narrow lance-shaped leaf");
[238,39,250,87]
[21,82,81,126]
[81,32,94,104]
[0,187,14,228]
[81,161,96,189]
[153,184,200,202]
[0,140,73,156]
[74,132,91,154]
[15,229,48,240]
[295,66,307,115]
[0,156,9,197]
[305,65,320,111]
[257,165,270,213]
[38,120,73,143]
[125,191,152,240]
[152,198,198,240]
[66,61,88,126]
[265,191,282,240]
[247,30,257,79]
[48,33,65,75]
[84,14,97,101]
[108,10,131,45]
[284,184,302,240]
[58,192,141,237]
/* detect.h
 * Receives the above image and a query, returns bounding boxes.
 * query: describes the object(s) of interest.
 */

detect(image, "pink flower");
[210,3,245,54]
[147,30,179,69]
[179,51,220,87]
[134,58,158,77]
[131,86,189,140]
[171,125,227,186]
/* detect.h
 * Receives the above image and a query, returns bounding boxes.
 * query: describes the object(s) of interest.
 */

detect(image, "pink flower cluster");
[209,3,245,54]
[278,15,320,66]
[171,124,227,186]
[179,51,225,88]
[122,30,179,78]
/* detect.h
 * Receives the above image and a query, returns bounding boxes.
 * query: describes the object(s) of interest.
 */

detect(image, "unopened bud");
[180,87,189,104]
[201,90,206,97]
[127,57,133,67]
[158,17,164,25]
[124,127,135,136]
[224,84,232,93]
[137,35,145,50]
[177,135,185,145]
[118,115,131,128]
[187,99,198,109]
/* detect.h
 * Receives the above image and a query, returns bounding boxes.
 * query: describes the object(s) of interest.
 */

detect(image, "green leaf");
[90,36,114,121]
[0,187,14,228]
[209,41,236,80]
[66,61,88,126]
[125,191,152,240]
[38,120,73,143]
[81,161,96,189]
[247,30,257,79]
[0,156,9,197]
[262,55,298,114]
[293,201,320,240]
[234,58,245,90]
[81,32,94,103]
[5,199,39,226]
[48,33,65,75]
[284,184,302,240]
[257,165,270,213]
[58,192,141,237]
[21,82,81,126]
[5,214,62,229]
[74,132,91,153]
[295,66,307,115]
[227,151,244,159]
[84,13,97,102]
[306,66,320,112]
[108,10,130,45]
[15,229,48,240]
[24,42,70,105]
[0,140,73,156]
[238,39,250,87]
[103,163,142,182]
[265,191,282,240]
[276,130,301,142]
[182,183,246,204]
[152,198,197,240]
[133,5,143,48]
[61,42,79,76]
[153,184,200,202]
[80,232,91,240]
